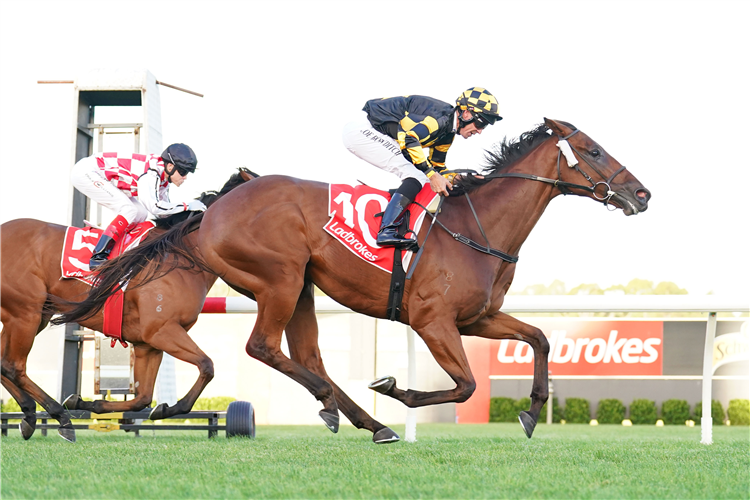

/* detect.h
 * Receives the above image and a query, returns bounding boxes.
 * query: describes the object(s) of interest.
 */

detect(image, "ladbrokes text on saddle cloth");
[324,184,437,273]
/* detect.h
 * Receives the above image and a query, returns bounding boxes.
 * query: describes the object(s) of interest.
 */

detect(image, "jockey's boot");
[89,215,129,269]
[376,193,418,250]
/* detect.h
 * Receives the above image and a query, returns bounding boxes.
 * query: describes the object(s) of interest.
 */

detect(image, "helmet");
[456,87,502,127]
[162,143,198,174]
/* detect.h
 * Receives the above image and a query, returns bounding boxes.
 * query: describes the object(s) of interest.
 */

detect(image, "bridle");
[406,128,630,275]
[483,128,627,210]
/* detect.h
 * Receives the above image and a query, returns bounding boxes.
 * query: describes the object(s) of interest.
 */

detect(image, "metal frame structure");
[59,69,163,404]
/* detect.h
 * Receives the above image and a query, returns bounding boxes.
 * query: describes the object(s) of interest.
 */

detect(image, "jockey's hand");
[430,173,452,197]
[187,200,207,212]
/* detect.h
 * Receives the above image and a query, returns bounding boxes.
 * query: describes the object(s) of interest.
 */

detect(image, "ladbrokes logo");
[490,320,663,376]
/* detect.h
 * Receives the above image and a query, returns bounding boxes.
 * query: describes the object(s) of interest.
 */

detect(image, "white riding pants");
[342,115,429,185]
[70,157,149,226]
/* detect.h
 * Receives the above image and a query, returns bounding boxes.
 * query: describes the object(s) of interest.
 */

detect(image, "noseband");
[554,129,626,210]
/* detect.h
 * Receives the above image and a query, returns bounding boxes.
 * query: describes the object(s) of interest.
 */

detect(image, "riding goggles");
[470,111,502,129]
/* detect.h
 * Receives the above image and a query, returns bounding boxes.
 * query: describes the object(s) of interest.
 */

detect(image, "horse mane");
[152,167,259,229]
[50,168,258,326]
[452,123,552,195]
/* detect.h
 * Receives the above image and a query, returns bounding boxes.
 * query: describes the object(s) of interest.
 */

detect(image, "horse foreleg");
[285,282,399,443]
[372,322,478,408]
[65,346,163,415]
[459,311,550,438]
[141,322,214,420]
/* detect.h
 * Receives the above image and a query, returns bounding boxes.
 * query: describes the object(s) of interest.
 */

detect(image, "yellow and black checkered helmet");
[456,87,502,126]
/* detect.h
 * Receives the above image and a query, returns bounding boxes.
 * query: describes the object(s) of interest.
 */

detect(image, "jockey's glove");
[187,200,207,212]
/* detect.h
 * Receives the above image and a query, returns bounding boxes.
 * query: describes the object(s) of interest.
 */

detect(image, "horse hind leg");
[285,282,399,443]
[1,374,38,439]
[245,287,339,432]
[1,320,76,442]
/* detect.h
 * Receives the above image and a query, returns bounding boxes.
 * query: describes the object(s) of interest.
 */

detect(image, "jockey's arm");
[396,117,446,176]
[396,120,454,196]
[136,169,192,217]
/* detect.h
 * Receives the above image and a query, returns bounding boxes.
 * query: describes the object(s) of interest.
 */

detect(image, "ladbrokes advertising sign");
[490,320,664,376]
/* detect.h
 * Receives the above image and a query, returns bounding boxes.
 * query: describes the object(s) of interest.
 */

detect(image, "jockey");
[70,143,207,269]
[342,87,501,249]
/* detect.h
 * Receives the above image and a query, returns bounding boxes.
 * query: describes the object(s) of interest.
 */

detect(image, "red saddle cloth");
[324,184,437,273]
[60,221,156,346]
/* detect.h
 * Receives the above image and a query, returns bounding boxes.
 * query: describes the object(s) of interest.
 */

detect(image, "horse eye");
[591,149,601,158]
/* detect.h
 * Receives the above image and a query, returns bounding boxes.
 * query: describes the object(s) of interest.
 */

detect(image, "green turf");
[1,423,748,499]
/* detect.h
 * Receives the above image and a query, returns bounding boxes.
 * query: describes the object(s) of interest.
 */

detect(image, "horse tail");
[51,213,211,326]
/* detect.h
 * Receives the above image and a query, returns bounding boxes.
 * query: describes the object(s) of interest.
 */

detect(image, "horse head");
[545,118,650,215]
[154,167,260,229]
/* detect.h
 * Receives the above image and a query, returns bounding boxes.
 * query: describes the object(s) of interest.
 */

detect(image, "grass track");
[1,423,748,499]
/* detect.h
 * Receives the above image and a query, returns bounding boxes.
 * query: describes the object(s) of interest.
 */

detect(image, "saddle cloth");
[324,184,437,273]
[60,221,156,346]
[61,221,156,285]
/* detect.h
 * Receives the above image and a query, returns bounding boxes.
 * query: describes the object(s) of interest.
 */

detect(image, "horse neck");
[471,137,560,255]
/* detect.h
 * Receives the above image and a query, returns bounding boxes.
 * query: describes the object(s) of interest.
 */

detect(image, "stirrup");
[89,253,110,270]
[377,230,419,251]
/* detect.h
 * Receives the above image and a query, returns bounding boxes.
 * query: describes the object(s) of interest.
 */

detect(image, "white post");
[547,373,554,424]
[405,327,417,442]
[700,312,717,445]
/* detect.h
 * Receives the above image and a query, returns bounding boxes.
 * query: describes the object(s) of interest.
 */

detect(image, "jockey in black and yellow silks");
[342,87,502,249]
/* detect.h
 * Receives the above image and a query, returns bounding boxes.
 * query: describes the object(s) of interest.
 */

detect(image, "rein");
[407,128,628,273]
[484,129,627,209]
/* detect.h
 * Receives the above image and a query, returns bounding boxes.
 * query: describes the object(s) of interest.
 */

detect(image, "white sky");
[0,0,748,297]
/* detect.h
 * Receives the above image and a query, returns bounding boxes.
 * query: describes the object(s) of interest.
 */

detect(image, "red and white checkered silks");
[95,152,169,197]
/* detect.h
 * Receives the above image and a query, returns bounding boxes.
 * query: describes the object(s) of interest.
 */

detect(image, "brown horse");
[57,118,650,440]
[0,168,256,442]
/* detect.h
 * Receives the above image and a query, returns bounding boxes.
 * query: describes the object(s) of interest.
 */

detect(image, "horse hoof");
[58,425,76,443]
[63,393,83,410]
[373,427,400,444]
[19,420,35,440]
[368,376,396,395]
[518,411,536,439]
[318,410,339,433]
[149,403,168,421]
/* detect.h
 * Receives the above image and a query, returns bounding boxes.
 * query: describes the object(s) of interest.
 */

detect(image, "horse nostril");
[635,188,651,203]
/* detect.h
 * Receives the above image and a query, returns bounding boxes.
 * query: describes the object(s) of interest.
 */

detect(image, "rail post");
[700,312,717,445]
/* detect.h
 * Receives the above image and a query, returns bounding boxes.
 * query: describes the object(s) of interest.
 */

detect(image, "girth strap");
[386,247,406,321]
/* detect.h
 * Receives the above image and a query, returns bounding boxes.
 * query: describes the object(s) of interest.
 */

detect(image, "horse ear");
[543,117,565,136]
[544,118,577,137]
